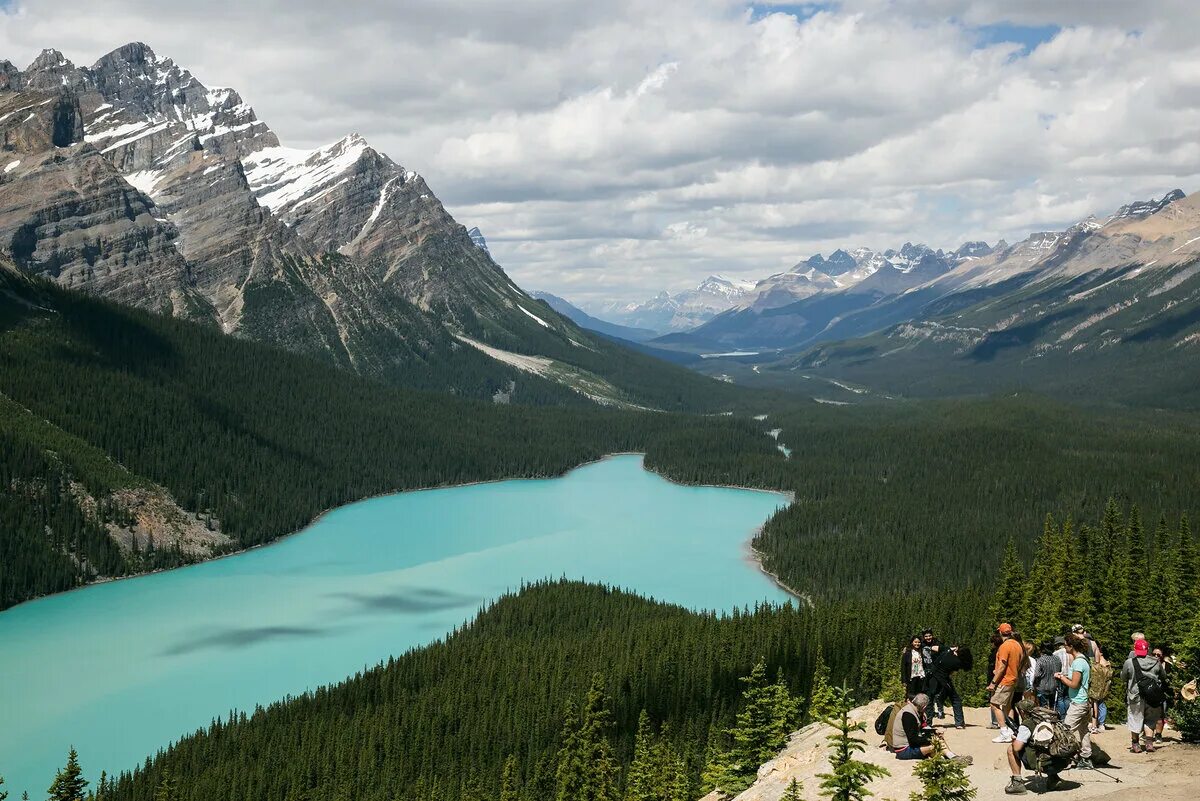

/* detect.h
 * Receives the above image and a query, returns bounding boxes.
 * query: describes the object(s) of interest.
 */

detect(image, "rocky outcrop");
[0,89,205,317]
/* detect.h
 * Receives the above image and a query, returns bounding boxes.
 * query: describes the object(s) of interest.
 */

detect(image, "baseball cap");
[1071,624,1086,634]
[998,623,1013,635]
[1134,639,1150,657]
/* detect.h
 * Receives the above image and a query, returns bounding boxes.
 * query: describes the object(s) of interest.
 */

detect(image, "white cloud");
[2,1,1199,305]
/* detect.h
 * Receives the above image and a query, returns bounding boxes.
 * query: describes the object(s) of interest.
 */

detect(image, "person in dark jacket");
[1032,642,1059,709]
[920,628,944,717]
[928,643,967,729]
[901,635,927,699]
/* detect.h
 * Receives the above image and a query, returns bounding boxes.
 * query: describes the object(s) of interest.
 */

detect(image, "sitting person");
[889,694,971,764]
[1004,700,1076,795]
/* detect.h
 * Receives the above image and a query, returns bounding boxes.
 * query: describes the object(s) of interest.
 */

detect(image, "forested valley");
[69,500,1199,801]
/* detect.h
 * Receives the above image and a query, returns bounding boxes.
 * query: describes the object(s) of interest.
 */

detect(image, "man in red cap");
[1121,638,1167,753]
[987,622,1023,742]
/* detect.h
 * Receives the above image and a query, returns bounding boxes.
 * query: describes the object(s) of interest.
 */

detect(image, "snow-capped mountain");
[683,188,1199,354]
[467,226,489,253]
[593,274,756,332]
[788,189,1200,404]
[0,42,704,406]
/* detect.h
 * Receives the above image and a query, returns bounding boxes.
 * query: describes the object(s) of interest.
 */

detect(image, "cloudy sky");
[3,1,1199,306]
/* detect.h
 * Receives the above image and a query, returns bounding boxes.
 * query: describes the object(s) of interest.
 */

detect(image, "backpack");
[881,702,903,749]
[1088,663,1113,701]
[957,647,974,672]
[1025,706,1080,761]
[1133,660,1166,706]
[874,706,892,736]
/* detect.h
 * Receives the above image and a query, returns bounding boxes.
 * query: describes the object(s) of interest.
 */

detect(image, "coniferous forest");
[4,277,1200,801]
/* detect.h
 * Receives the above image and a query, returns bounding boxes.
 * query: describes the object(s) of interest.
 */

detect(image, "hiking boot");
[1154,733,1164,744]
[992,729,1014,743]
[1005,777,1028,795]
[1074,757,1094,770]
[1130,743,1143,754]
[1143,740,1156,753]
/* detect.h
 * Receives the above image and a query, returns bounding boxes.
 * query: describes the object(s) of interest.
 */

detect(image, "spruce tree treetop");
[47,748,87,801]
[909,740,976,801]
[817,685,889,801]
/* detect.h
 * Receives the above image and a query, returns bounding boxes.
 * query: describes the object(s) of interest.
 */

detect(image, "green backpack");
[1089,663,1113,701]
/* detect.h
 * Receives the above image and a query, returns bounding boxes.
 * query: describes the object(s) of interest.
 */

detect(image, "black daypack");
[1133,659,1166,706]
[874,706,891,736]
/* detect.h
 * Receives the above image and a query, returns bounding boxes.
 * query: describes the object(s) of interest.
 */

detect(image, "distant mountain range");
[684,189,1200,407]
[529,291,658,342]
[581,274,758,333]
[0,44,740,410]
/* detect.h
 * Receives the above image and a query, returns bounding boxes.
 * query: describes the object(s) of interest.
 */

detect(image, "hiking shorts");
[991,683,1016,710]
[1127,696,1162,733]
[894,746,927,760]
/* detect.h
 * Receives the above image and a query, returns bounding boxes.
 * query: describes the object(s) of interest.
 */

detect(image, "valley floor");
[722,701,1200,801]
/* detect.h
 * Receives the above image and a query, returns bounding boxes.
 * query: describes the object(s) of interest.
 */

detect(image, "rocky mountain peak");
[1106,188,1187,224]
[27,48,71,72]
[953,241,992,260]
[97,41,158,67]
[467,226,489,253]
[21,48,87,91]
[823,248,858,276]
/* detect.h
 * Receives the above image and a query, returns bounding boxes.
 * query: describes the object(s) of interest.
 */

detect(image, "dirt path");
[721,701,1200,801]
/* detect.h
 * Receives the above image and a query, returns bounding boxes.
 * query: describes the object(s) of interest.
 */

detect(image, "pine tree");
[1125,507,1149,639]
[908,740,975,801]
[500,755,520,801]
[817,686,889,801]
[809,644,838,721]
[1177,514,1198,623]
[555,675,619,801]
[1,774,7,801]
[47,748,88,801]
[1098,505,1132,649]
[989,539,1026,632]
[152,772,175,801]
[782,777,804,801]
[624,711,657,801]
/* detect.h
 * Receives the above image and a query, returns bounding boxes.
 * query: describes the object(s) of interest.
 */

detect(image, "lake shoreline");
[5,453,794,614]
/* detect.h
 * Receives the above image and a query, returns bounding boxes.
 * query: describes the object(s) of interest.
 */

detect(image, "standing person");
[986,632,1005,728]
[1121,638,1167,753]
[929,643,969,730]
[1153,647,1170,743]
[1052,632,1071,719]
[987,623,1024,743]
[1055,633,1094,770]
[920,629,943,718]
[1022,640,1037,702]
[1089,642,1113,734]
[1033,643,1059,708]
[1073,624,1108,666]
[901,635,927,699]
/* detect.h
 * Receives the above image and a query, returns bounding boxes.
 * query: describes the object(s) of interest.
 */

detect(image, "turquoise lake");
[0,455,788,795]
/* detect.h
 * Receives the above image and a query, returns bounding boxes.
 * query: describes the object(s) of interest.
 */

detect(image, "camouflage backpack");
[1025,706,1080,761]
[1089,662,1114,701]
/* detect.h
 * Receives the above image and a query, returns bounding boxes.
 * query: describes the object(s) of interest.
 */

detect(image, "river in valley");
[0,455,788,795]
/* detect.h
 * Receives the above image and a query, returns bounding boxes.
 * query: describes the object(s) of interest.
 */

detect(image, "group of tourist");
[887,622,1186,795]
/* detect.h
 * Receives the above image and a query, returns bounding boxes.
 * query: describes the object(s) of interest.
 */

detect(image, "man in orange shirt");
[987,622,1024,742]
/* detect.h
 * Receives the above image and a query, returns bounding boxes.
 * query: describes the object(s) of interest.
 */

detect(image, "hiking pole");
[1083,765,1122,783]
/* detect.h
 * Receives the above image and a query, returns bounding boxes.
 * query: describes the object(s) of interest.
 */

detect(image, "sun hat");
[1134,639,1150,657]
[998,622,1013,635]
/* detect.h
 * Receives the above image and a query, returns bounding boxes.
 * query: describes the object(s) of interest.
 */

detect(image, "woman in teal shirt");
[1054,633,1094,770]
